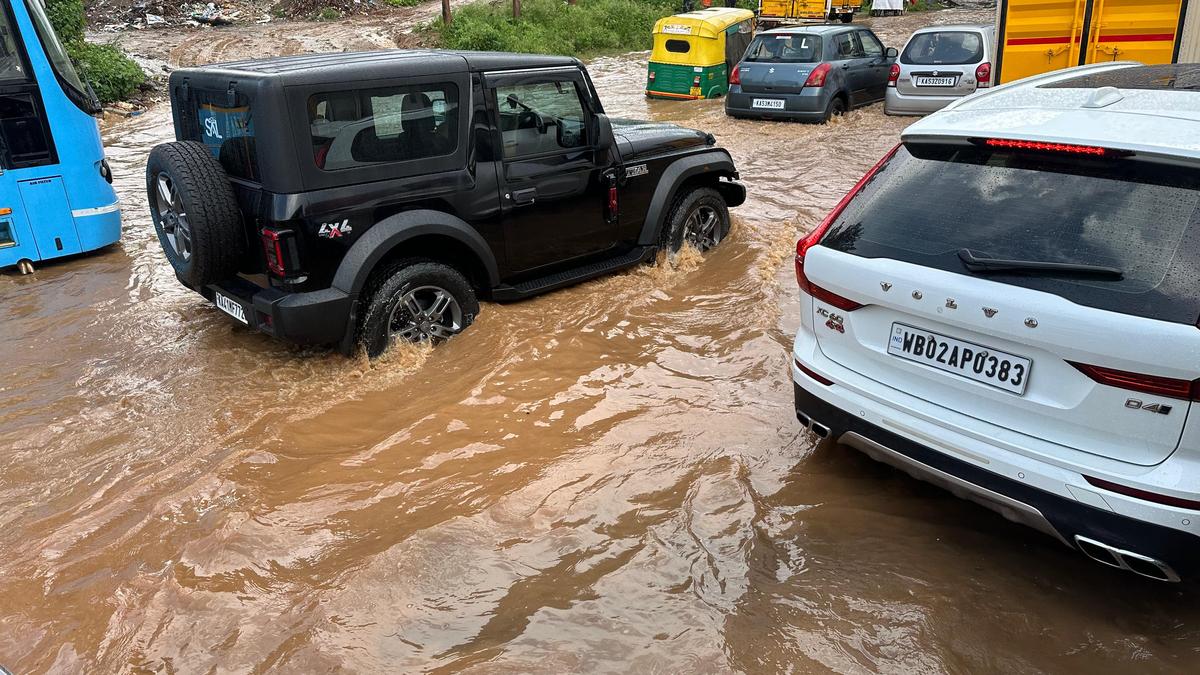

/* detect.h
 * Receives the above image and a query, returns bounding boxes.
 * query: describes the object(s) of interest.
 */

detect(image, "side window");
[849,32,867,58]
[859,31,884,58]
[0,8,28,83]
[833,33,856,59]
[494,80,590,159]
[0,93,52,168]
[309,83,459,170]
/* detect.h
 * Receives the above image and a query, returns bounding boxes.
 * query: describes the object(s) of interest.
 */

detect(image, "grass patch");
[435,0,678,56]
[70,42,145,103]
[47,0,145,104]
[386,0,423,6]
[316,6,343,20]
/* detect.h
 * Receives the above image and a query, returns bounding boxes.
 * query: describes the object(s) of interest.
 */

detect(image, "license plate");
[914,76,957,87]
[214,291,249,325]
[752,98,785,109]
[887,323,1031,395]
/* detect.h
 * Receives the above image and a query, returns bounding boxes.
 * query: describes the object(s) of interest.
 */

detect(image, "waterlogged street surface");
[3,6,1199,673]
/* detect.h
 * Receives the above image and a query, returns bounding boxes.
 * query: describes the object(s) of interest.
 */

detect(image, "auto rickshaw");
[647,7,756,100]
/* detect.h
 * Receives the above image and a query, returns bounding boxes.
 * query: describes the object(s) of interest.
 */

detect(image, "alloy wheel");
[387,285,465,343]
[154,173,193,262]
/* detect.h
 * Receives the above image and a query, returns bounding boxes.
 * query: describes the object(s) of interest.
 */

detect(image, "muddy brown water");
[3,7,1199,673]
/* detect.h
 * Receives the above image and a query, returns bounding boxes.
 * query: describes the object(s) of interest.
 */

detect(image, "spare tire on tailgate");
[146,141,244,289]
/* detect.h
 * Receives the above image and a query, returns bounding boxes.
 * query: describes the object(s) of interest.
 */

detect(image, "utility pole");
[441,0,451,25]
[514,0,521,19]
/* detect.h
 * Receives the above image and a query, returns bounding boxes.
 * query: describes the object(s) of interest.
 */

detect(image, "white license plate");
[752,98,785,109]
[214,291,249,325]
[914,76,958,87]
[887,323,1031,395]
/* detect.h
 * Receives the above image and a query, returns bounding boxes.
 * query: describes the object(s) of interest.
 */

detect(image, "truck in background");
[995,0,1199,84]
[757,0,863,29]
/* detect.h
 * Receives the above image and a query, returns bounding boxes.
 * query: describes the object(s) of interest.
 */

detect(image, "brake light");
[730,65,740,85]
[983,138,1110,156]
[1069,362,1199,400]
[804,63,831,88]
[888,63,899,87]
[1082,475,1200,510]
[648,70,656,81]
[795,143,901,309]
[260,227,295,277]
[975,61,991,88]
[693,75,701,87]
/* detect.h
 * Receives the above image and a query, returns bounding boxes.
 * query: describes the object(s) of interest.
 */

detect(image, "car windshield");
[744,34,822,63]
[821,144,1200,324]
[901,31,985,65]
[0,5,28,82]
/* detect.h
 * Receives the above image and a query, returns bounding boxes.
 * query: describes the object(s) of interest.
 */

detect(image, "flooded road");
[3,6,1200,673]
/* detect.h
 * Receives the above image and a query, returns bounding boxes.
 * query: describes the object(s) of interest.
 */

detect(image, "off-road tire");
[146,141,243,289]
[356,259,479,358]
[660,187,730,256]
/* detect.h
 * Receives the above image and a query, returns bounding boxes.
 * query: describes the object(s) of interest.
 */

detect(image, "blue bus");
[0,0,120,274]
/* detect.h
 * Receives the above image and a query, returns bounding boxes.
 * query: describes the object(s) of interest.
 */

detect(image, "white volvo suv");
[791,62,1200,582]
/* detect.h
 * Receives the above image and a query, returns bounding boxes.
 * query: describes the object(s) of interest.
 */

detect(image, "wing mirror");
[595,113,615,153]
[885,47,899,59]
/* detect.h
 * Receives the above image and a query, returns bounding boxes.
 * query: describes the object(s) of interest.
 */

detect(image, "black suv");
[146,50,745,356]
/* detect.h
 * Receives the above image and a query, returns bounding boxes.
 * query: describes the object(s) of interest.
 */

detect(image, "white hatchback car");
[792,62,1200,581]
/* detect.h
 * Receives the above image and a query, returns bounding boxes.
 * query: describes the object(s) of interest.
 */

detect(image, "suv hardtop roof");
[902,62,1200,162]
[178,49,582,85]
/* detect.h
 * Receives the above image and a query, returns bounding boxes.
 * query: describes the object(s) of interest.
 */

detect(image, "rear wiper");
[957,249,1124,279]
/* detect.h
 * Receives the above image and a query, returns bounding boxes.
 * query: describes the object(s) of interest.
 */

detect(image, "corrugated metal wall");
[1181,1,1200,61]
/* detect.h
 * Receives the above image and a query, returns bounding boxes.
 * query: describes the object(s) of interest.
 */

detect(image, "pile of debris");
[89,0,273,30]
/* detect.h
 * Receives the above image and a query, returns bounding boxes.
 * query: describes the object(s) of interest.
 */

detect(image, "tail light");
[648,70,656,81]
[975,61,991,87]
[795,143,901,311]
[795,358,834,386]
[606,185,619,222]
[804,63,831,88]
[730,65,740,85]
[888,63,900,87]
[260,227,299,278]
[1069,362,1200,400]
[693,75,702,87]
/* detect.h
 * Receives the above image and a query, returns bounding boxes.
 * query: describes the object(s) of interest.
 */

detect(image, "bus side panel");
[18,177,82,259]
[997,0,1088,83]
[0,210,40,268]
[1086,0,1185,65]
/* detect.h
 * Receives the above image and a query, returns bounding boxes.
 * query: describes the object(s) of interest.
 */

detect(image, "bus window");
[0,5,28,83]
[21,0,98,113]
[0,93,53,168]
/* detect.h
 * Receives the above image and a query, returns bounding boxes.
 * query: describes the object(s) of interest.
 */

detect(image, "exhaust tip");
[1074,535,1180,582]
[796,411,812,429]
[810,422,830,439]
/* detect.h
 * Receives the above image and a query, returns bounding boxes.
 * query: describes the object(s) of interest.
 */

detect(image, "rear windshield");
[821,145,1200,324]
[665,39,691,53]
[744,34,822,63]
[901,31,985,65]
[194,90,259,182]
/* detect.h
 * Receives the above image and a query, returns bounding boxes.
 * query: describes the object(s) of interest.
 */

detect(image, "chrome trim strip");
[839,431,1072,548]
[1075,535,1181,583]
[71,202,121,218]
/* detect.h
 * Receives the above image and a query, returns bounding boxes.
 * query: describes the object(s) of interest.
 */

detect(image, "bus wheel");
[146,141,243,289]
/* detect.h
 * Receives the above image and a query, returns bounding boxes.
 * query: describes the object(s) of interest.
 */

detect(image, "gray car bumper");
[884,87,961,116]
[725,89,831,122]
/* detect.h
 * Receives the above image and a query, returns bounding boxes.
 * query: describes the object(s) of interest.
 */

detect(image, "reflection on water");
[3,6,1199,673]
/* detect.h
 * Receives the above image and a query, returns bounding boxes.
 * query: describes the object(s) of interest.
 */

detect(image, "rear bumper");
[725,89,829,122]
[884,87,963,116]
[792,377,1200,581]
[647,90,701,100]
[200,276,353,349]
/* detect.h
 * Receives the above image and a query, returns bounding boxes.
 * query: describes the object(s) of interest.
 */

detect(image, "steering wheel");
[517,110,547,134]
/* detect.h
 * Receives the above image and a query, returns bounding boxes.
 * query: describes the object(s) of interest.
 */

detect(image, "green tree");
[45,0,145,104]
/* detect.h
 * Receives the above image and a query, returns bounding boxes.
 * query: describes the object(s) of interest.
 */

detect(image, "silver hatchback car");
[884,24,995,116]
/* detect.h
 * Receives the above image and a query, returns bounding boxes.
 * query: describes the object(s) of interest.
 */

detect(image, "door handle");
[511,188,537,206]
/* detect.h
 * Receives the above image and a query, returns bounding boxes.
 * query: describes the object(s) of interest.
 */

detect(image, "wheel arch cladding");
[637,151,742,247]
[332,210,501,299]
